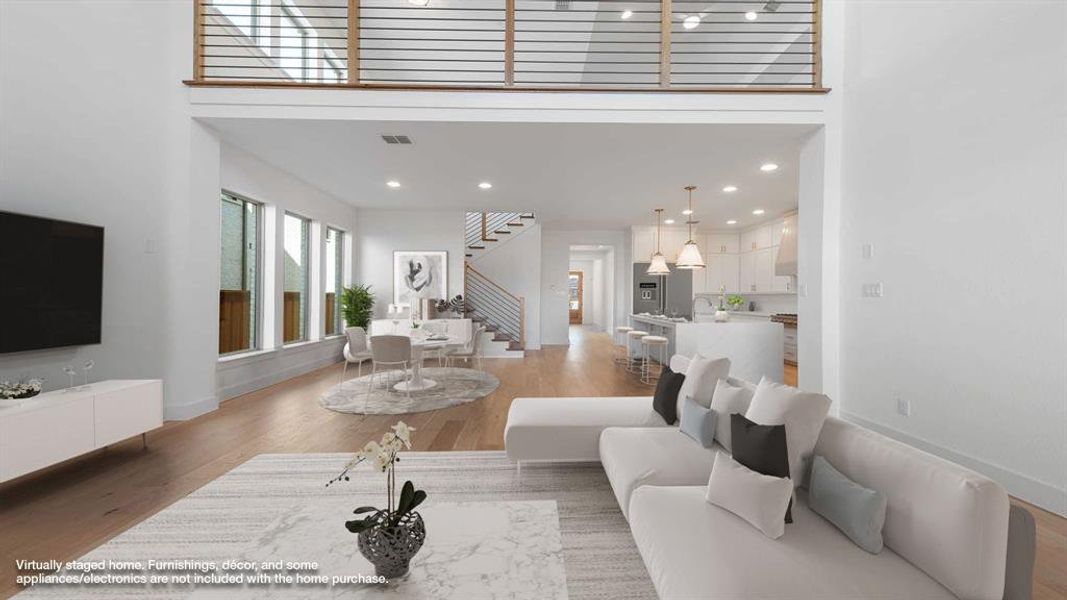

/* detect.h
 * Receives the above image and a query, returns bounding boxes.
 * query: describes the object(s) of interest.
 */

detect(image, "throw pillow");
[731,413,793,522]
[676,356,730,417]
[709,379,756,452]
[679,396,717,448]
[652,365,686,424]
[744,377,832,487]
[809,455,888,554]
[705,453,793,540]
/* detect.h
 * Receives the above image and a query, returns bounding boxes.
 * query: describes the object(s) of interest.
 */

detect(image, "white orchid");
[391,421,416,449]
[357,440,383,462]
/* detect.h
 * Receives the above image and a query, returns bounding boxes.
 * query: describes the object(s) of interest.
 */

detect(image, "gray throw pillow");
[809,455,888,554]
[679,396,717,448]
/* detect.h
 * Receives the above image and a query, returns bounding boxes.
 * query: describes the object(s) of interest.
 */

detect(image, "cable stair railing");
[464,264,525,352]
[464,211,535,257]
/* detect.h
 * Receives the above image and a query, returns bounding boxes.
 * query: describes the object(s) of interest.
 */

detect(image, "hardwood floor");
[1,326,1063,599]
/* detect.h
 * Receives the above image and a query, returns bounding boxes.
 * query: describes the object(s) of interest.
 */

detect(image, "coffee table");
[189,500,568,599]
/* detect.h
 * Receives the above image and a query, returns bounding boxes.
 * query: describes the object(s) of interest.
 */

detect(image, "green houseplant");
[340,284,375,330]
[726,294,745,311]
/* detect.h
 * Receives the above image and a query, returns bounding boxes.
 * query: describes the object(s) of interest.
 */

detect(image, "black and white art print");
[393,251,448,308]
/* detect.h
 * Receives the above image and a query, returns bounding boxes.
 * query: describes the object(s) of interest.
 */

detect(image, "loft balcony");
[188,0,827,93]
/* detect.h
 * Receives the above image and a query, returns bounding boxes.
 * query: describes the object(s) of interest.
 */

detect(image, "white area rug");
[319,367,499,415]
[18,452,656,599]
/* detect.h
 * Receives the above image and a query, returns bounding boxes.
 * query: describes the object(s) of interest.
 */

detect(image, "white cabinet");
[0,380,163,482]
[740,229,760,253]
[706,233,739,254]
[757,225,775,250]
[756,247,776,292]
[707,254,740,294]
[661,228,690,263]
[739,252,756,293]
[632,227,655,263]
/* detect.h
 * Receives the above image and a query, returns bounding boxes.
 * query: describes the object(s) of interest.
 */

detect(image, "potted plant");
[328,422,427,579]
[341,284,375,330]
[715,286,730,321]
[726,294,745,312]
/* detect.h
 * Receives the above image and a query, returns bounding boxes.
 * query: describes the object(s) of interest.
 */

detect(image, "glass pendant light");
[676,185,706,270]
[647,208,671,275]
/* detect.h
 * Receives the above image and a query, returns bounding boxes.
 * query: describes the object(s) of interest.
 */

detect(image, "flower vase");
[357,510,427,579]
[714,310,730,322]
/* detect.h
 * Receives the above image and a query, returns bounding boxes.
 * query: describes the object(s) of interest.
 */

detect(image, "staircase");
[463,211,535,355]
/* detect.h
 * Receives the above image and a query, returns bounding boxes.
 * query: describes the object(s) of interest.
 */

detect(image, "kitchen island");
[630,314,784,383]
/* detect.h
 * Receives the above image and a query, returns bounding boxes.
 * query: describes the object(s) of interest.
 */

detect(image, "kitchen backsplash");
[695,293,798,314]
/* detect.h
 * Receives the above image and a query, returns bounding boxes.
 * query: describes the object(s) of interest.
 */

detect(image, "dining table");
[374,321,455,392]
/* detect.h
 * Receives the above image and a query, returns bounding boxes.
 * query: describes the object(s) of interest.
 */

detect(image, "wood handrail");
[186,0,827,93]
[465,264,523,304]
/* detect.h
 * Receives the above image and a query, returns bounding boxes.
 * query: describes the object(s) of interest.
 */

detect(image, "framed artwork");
[393,251,448,308]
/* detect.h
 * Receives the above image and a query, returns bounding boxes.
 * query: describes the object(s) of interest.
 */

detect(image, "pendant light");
[647,208,671,275]
[676,185,706,270]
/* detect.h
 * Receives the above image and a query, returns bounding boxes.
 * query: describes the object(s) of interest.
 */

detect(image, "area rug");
[17,452,656,599]
[319,367,499,415]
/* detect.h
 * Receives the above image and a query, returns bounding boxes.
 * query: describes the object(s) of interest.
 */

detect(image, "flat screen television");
[0,211,104,353]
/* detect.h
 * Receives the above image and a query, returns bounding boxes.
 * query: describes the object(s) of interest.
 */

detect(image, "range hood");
[775,222,798,276]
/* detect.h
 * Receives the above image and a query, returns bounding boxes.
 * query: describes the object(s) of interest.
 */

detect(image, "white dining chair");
[341,327,373,387]
[421,320,448,366]
[446,325,485,370]
[367,335,413,399]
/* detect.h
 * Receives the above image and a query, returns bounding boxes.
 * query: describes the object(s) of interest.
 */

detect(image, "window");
[324,55,344,84]
[219,194,260,355]
[325,227,345,335]
[279,5,310,81]
[283,212,310,343]
[210,0,258,39]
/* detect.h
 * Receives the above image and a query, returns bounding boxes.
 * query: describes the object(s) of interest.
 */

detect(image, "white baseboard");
[841,411,1067,517]
[165,394,218,421]
[218,351,342,401]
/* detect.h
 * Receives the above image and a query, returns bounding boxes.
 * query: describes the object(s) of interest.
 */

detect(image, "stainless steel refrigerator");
[633,263,693,319]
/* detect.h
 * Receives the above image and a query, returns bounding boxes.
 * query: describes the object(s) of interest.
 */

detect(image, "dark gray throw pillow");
[809,455,887,553]
[652,366,686,424]
[680,396,717,448]
[730,413,793,523]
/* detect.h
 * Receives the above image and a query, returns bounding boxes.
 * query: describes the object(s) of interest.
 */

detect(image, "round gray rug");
[320,367,500,415]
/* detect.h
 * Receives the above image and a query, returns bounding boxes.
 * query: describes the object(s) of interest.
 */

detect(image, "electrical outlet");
[862,282,884,298]
[896,397,911,417]
[862,243,875,260]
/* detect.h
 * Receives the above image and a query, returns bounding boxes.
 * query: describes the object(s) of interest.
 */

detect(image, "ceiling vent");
[381,135,413,145]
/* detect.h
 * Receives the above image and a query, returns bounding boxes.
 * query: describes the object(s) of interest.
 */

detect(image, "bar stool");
[626,330,650,373]
[613,326,634,365]
[640,335,670,385]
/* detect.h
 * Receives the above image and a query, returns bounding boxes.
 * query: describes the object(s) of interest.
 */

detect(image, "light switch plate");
[862,283,884,298]
[896,397,911,417]
[862,243,875,260]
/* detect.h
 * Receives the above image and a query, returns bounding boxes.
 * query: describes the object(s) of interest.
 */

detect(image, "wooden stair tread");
[519,215,534,219]
[507,222,523,227]
[493,230,511,235]
[507,341,523,351]
[467,245,485,250]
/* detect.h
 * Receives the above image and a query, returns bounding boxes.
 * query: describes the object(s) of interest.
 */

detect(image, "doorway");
[568,271,583,324]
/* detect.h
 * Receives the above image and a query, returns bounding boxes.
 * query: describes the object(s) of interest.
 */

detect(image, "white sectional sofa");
[504,355,1035,600]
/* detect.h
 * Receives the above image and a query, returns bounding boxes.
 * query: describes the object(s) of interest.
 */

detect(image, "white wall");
[569,251,610,330]
[215,143,358,401]
[840,0,1067,514]
[542,230,627,345]
[355,210,466,319]
[797,129,825,393]
[470,223,542,349]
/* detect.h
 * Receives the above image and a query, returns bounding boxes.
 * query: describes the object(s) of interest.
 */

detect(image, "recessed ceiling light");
[664,218,676,225]
[752,209,765,215]
[745,11,758,20]
[682,209,693,216]
[727,220,738,225]
[478,182,493,190]
[723,185,738,193]
[760,162,779,172]
[683,15,701,29]
[386,180,401,188]
[620,9,633,19]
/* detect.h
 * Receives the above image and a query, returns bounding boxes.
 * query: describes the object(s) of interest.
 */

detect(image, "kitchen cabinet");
[757,225,775,250]
[739,252,756,292]
[706,233,739,254]
[632,227,655,263]
[784,327,798,365]
[756,247,776,292]
[740,229,760,253]
[707,253,740,294]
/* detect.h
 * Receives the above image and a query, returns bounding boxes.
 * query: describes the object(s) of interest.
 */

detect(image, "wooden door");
[568,271,584,324]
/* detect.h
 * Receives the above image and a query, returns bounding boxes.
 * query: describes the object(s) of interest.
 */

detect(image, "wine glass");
[82,360,95,389]
[63,366,77,391]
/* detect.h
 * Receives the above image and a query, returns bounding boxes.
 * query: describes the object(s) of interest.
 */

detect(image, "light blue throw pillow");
[680,396,717,448]
[809,455,888,554]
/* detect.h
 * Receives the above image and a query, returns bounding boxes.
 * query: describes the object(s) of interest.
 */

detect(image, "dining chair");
[446,325,485,370]
[367,335,413,399]
[421,320,448,366]
[341,327,373,388]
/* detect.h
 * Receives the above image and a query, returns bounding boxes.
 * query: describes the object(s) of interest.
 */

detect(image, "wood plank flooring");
[0,326,1063,599]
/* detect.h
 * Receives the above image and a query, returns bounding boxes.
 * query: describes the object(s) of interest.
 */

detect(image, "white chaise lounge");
[503,354,1036,600]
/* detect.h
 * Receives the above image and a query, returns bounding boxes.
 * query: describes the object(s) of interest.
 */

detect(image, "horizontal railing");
[190,0,824,92]
[464,264,525,349]
[464,211,534,248]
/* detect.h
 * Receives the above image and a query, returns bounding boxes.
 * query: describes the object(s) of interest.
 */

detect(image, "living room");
[1,0,1064,599]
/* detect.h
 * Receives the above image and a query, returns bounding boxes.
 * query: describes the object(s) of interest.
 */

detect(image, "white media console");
[0,379,162,483]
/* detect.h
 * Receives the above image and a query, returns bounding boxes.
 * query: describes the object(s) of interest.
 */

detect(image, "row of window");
[220,193,346,356]
[210,0,345,83]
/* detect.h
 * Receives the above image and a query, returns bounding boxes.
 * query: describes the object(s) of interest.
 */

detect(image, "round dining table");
[393,335,452,392]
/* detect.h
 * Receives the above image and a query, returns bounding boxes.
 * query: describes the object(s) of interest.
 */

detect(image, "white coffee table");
[189,500,568,599]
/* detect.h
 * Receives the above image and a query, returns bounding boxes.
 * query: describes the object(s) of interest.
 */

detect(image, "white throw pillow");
[708,379,756,452]
[705,453,793,539]
[669,354,691,375]
[676,356,731,417]
[744,377,832,487]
